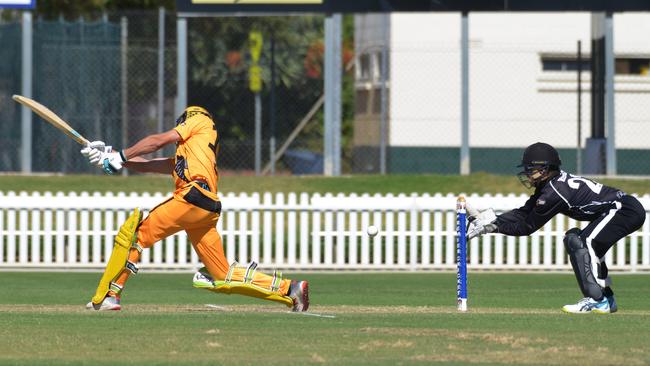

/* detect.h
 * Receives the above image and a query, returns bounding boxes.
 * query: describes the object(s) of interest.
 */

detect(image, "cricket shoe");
[289,280,309,312]
[86,295,121,311]
[603,287,618,313]
[562,297,610,314]
[192,267,215,289]
[607,295,618,313]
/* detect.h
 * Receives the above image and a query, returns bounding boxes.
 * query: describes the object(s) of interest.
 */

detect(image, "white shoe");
[86,295,121,311]
[562,297,610,314]
[192,267,215,289]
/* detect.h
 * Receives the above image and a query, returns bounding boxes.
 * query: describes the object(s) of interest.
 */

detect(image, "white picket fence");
[0,191,649,272]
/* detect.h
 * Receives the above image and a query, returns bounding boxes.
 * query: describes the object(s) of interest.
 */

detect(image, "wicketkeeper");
[82,106,309,311]
[467,142,645,314]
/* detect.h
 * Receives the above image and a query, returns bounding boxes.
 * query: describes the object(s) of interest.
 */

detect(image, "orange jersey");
[173,112,220,197]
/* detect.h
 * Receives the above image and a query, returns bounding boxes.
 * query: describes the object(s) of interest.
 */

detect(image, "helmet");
[175,106,212,126]
[517,142,561,189]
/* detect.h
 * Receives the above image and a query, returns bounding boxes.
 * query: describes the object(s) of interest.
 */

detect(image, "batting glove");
[80,141,107,163]
[99,150,127,175]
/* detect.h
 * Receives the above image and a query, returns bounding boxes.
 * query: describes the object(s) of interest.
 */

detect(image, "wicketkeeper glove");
[466,207,498,240]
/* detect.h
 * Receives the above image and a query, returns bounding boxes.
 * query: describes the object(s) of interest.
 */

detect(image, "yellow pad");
[92,208,142,304]
[207,282,293,308]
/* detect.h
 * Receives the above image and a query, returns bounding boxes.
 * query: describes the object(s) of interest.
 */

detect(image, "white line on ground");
[205,304,229,310]
[288,311,336,318]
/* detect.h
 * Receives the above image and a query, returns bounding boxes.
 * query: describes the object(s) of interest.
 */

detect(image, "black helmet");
[517,142,561,189]
[519,142,561,168]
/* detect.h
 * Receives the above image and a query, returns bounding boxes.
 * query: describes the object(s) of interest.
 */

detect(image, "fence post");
[324,14,342,176]
[157,7,166,157]
[176,16,188,120]
[287,193,297,265]
[20,11,32,173]
[460,12,470,175]
[275,193,285,265]
[120,16,128,176]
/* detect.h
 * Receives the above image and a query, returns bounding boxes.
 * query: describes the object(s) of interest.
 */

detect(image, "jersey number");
[567,177,603,194]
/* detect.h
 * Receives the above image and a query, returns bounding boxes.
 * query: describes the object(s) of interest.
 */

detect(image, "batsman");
[82,106,309,312]
[466,142,645,314]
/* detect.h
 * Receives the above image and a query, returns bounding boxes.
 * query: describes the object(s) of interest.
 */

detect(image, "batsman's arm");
[122,130,181,160]
[123,157,174,174]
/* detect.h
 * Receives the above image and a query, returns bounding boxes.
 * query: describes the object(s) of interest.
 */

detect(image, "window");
[616,58,650,75]
[375,51,389,80]
[541,56,650,75]
[542,58,590,72]
[358,53,372,81]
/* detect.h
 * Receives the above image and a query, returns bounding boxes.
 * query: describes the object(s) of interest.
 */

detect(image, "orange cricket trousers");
[112,194,291,296]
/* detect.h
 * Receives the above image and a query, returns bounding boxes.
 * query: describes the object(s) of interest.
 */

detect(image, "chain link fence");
[185,15,326,174]
[352,12,650,176]
[2,11,650,175]
[0,21,22,172]
[0,11,330,175]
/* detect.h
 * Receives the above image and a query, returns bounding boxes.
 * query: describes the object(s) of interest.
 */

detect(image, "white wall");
[389,12,650,149]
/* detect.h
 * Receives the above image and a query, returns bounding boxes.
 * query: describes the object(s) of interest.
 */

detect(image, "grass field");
[1,173,650,195]
[1,272,649,365]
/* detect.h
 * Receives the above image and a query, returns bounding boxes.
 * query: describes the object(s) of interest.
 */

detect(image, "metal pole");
[324,14,342,176]
[332,13,342,176]
[176,17,188,118]
[379,14,389,175]
[20,11,32,173]
[270,34,276,175]
[323,15,333,176]
[157,7,165,157]
[577,40,582,175]
[605,13,616,176]
[120,16,128,176]
[255,93,261,175]
[460,12,470,175]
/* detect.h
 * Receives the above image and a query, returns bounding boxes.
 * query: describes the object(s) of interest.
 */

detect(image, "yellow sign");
[193,0,322,4]
[249,32,263,63]
[249,31,263,93]
[249,65,262,93]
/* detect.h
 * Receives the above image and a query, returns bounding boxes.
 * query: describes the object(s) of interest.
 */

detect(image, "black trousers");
[580,195,646,259]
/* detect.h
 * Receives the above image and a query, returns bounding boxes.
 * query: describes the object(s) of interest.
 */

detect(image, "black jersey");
[495,170,625,236]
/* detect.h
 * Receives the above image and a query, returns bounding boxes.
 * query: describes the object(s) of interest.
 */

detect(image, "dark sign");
[177,0,650,14]
[0,0,36,9]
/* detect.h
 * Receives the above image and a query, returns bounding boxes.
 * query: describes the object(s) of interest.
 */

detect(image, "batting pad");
[192,266,293,308]
[91,208,142,304]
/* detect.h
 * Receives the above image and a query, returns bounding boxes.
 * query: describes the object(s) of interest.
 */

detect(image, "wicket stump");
[456,196,468,312]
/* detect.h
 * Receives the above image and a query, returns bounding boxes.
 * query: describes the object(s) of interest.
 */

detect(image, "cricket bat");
[12,94,90,146]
